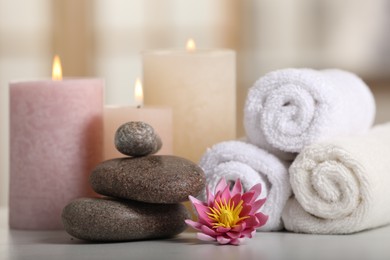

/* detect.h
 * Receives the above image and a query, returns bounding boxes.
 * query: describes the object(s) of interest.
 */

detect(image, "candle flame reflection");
[135,78,143,107]
[186,38,196,52]
[52,55,62,81]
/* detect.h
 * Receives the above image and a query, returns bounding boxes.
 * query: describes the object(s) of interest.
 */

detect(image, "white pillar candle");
[142,42,236,163]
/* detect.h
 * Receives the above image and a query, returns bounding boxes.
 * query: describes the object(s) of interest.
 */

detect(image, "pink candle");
[9,58,103,229]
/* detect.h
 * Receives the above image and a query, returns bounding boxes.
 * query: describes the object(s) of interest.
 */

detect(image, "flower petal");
[189,195,206,207]
[201,225,218,237]
[206,186,215,205]
[185,219,202,231]
[248,183,262,201]
[197,232,216,242]
[241,191,255,204]
[215,178,228,193]
[241,228,256,238]
[217,235,231,245]
[251,230,257,237]
[189,196,213,225]
[251,198,266,213]
[226,231,240,239]
[230,238,243,245]
[230,194,242,208]
[231,178,242,196]
[220,185,232,202]
[196,210,213,226]
[245,215,260,228]
[231,222,246,232]
[240,204,252,217]
[255,212,269,228]
[216,226,231,233]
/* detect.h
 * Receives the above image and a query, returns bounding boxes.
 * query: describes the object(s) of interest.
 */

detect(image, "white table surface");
[1,207,390,260]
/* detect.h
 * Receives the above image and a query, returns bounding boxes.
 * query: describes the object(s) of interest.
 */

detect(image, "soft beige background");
[1,0,390,206]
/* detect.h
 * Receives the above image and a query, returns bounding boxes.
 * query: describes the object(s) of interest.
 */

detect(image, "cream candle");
[103,79,172,160]
[142,40,236,163]
[9,56,103,230]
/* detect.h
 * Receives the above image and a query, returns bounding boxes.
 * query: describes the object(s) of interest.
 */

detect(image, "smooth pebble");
[90,155,205,203]
[62,198,190,242]
[115,121,162,157]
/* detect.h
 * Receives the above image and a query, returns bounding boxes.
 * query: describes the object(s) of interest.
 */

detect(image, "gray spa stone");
[90,155,205,203]
[62,198,190,242]
[115,121,162,157]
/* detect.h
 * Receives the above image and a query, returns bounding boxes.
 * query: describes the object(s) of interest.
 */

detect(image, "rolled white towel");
[244,68,375,160]
[283,123,390,234]
[199,140,291,231]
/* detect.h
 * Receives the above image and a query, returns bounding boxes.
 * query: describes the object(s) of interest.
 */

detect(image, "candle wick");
[137,105,141,109]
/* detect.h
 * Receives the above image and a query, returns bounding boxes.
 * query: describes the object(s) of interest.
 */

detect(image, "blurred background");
[1,0,390,207]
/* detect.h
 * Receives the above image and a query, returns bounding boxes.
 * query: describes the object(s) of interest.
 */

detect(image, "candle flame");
[52,55,62,80]
[186,38,196,51]
[134,78,143,107]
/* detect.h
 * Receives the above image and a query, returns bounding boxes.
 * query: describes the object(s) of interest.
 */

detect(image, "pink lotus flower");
[185,178,268,245]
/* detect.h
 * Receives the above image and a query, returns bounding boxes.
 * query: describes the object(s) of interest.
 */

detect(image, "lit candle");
[186,38,196,52]
[142,39,236,162]
[9,55,104,230]
[134,78,143,108]
[103,78,172,160]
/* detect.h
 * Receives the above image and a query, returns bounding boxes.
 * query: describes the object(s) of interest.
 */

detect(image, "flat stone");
[62,198,190,242]
[90,155,205,203]
[115,121,162,157]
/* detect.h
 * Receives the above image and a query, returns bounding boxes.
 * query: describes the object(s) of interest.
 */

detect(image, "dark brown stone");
[90,155,205,203]
[115,121,162,157]
[62,198,190,242]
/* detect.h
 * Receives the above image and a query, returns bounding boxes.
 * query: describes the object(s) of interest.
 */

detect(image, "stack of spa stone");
[62,121,205,242]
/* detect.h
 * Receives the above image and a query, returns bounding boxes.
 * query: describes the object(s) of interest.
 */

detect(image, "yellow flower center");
[207,198,249,229]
